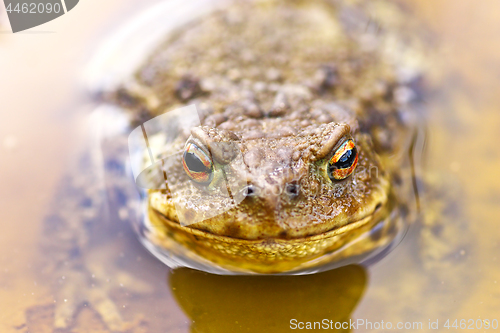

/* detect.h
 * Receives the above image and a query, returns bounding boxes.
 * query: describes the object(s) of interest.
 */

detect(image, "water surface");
[0,0,499,332]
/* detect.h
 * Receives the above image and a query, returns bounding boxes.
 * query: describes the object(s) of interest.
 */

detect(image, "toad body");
[118,0,424,274]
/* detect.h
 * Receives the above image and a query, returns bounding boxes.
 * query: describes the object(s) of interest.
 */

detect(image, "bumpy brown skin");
[112,0,422,273]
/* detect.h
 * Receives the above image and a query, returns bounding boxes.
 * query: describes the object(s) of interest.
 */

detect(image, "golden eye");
[182,142,213,184]
[327,139,358,181]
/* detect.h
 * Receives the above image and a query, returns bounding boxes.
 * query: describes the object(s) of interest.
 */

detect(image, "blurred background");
[1,0,499,332]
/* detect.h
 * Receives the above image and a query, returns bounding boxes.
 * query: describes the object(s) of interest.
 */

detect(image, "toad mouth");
[145,197,395,274]
[150,201,387,244]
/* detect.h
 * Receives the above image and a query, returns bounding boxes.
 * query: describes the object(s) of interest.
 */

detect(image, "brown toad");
[111,0,426,274]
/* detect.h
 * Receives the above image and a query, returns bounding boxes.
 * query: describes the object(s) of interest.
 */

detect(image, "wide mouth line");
[151,207,378,243]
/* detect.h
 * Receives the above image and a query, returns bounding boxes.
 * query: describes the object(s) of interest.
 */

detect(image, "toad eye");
[182,142,213,184]
[327,139,358,181]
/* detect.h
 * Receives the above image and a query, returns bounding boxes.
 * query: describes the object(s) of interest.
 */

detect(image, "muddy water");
[0,1,499,332]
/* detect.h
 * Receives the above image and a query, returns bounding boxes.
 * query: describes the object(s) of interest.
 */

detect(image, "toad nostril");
[285,183,300,197]
[374,203,382,212]
[243,185,258,197]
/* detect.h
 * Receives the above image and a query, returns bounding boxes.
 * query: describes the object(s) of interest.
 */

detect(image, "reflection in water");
[169,266,366,333]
